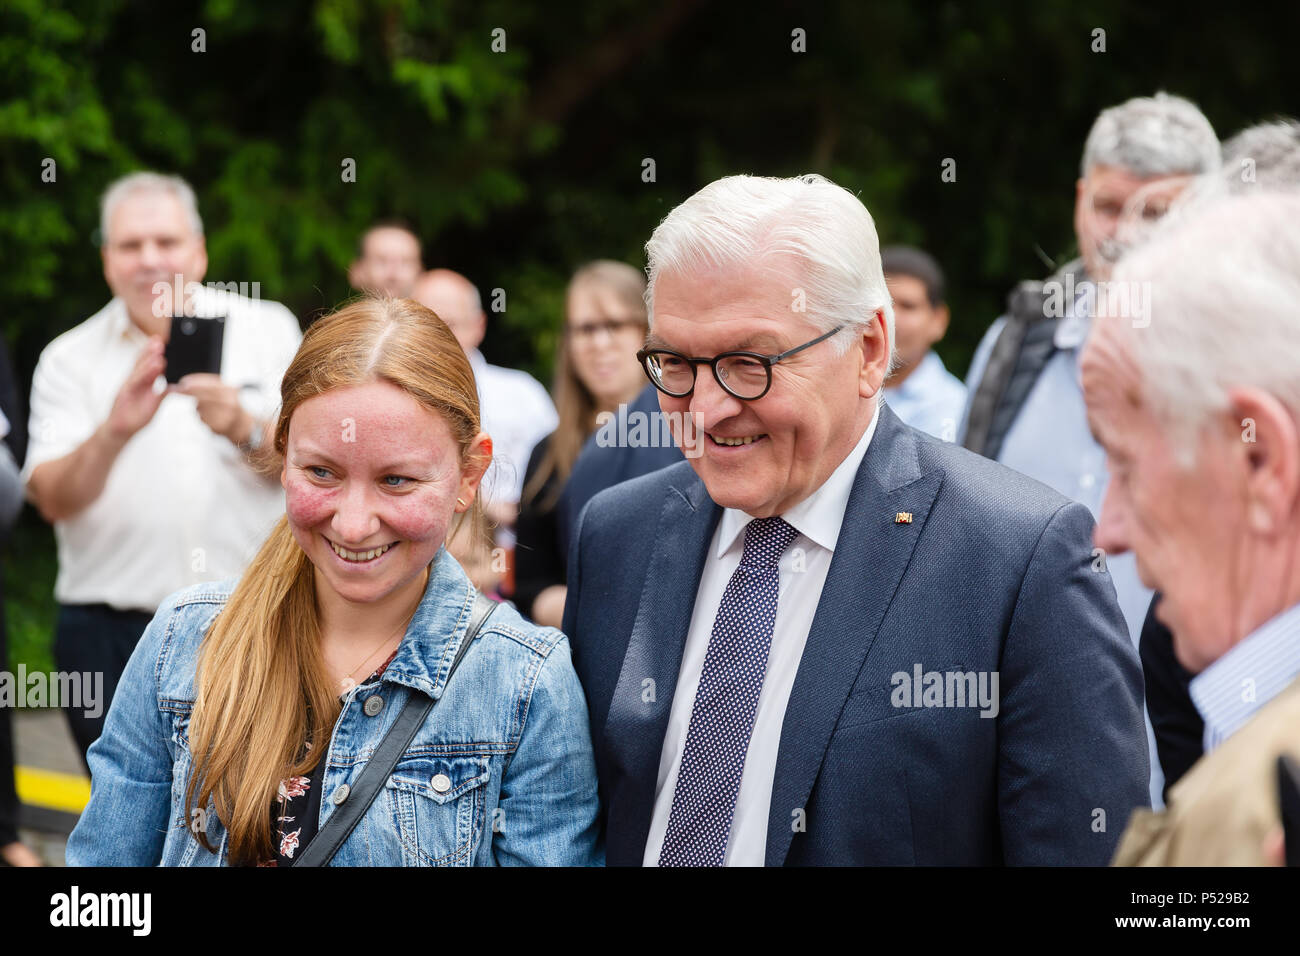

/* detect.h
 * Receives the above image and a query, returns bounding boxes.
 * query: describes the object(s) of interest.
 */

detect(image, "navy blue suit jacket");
[562,404,1149,865]
[556,384,682,563]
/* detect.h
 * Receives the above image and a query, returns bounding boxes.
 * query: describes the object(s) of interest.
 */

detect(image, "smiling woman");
[282,377,483,631]
[65,296,602,867]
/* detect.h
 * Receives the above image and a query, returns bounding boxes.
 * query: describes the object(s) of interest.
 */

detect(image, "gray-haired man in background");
[959,93,1220,807]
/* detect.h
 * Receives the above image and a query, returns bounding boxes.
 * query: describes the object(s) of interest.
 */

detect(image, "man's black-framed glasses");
[637,324,845,401]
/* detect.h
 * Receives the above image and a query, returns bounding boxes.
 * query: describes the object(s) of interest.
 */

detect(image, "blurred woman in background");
[514,261,648,627]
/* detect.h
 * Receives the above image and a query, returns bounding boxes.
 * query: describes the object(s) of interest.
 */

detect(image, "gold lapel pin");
[895,512,913,524]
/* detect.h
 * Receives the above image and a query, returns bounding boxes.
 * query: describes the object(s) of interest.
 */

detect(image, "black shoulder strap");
[292,591,497,867]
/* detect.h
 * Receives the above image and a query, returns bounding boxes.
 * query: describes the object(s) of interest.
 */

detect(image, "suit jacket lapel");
[601,470,720,865]
[765,406,943,864]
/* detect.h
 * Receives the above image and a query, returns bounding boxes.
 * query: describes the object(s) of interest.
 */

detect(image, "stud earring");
[457,498,467,507]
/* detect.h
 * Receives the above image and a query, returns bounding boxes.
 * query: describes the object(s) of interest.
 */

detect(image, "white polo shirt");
[22,290,302,611]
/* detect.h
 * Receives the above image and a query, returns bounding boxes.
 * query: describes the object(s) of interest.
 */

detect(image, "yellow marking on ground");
[15,765,89,814]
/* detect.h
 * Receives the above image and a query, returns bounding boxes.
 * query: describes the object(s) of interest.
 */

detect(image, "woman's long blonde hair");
[184,296,485,865]
[522,260,647,509]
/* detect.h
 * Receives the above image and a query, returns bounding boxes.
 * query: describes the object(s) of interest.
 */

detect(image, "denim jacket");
[66,549,602,866]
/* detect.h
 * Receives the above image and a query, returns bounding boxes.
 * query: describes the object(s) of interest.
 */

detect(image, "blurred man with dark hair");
[880,246,965,440]
[349,220,422,298]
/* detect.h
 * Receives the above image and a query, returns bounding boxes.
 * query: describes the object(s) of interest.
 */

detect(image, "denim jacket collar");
[374,547,480,701]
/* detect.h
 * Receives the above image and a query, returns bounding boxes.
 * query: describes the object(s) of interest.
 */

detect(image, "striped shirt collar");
[1188,601,1300,752]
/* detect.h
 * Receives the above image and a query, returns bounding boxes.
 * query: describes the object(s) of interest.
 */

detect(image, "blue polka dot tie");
[658,516,801,866]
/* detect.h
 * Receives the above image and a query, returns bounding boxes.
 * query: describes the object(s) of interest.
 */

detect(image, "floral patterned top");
[257,648,401,867]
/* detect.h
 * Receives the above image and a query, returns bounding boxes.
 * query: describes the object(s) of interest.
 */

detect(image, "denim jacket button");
[331,784,351,806]
[363,695,384,717]
[430,773,452,794]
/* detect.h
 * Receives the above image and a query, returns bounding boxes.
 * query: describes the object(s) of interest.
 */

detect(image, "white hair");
[100,171,203,245]
[1108,192,1300,456]
[1221,118,1300,193]
[644,173,895,359]
[1081,92,1220,179]
[1111,118,1300,263]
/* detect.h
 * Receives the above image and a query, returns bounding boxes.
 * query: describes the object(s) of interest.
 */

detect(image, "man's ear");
[930,303,951,344]
[471,311,488,351]
[1227,386,1300,535]
[347,260,365,293]
[858,309,891,399]
[1073,176,1090,221]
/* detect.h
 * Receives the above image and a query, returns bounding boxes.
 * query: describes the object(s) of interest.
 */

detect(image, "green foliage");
[5,0,1296,375]
[3,512,58,680]
[1,0,1296,657]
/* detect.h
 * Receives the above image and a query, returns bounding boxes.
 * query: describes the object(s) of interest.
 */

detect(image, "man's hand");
[28,336,170,523]
[104,337,168,442]
[175,373,253,446]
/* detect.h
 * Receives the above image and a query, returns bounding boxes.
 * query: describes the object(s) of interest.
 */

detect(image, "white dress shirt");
[469,349,557,507]
[22,290,302,611]
[644,404,880,866]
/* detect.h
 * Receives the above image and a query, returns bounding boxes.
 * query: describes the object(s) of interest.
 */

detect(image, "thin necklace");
[333,571,427,694]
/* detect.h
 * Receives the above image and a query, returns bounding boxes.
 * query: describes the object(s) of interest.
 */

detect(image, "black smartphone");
[1280,754,1300,867]
[164,314,226,384]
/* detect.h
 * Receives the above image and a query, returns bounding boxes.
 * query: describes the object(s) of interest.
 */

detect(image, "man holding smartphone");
[22,172,302,765]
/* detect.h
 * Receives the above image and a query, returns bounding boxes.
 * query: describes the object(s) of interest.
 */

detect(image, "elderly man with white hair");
[1080,193,1300,865]
[22,171,302,766]
[1117,117,1300,802]
[961,92,1221,807]
[563,173,1149,866]
[1221,118,1300,194]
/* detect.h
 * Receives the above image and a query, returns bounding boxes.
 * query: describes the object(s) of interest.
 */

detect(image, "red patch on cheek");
[382,494,450,543]
[284,477,335,528]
